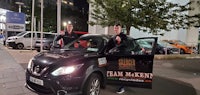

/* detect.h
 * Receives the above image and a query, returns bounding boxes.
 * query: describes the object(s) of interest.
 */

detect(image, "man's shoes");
[116,87,125,94]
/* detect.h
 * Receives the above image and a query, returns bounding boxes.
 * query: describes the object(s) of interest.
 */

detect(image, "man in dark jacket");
[106,22,127,94]
[55,22,78,46]
[106,22,128,53]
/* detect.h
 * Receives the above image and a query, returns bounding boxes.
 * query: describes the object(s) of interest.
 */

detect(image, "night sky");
[74,0,89,13]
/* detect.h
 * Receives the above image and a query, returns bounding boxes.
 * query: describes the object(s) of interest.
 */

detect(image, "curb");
[154,54,200,60]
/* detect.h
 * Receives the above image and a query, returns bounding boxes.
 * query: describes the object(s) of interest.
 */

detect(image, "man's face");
[114,25,122,35]
[66,24,73,33]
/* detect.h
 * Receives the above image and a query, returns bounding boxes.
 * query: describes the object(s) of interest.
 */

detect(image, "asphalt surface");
[1,44,200,95]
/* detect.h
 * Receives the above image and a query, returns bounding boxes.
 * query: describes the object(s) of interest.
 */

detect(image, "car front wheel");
[16,43,24,49]
[180,49,185,54]
[83,73,101,95]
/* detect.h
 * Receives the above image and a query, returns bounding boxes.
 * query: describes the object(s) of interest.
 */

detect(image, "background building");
[0,8,9,31]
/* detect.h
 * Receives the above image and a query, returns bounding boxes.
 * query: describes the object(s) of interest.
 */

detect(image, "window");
[24,33,31,38]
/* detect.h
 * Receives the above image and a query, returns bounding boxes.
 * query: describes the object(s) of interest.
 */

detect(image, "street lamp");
[67,21,72,24]
[15,2,24,13]
[63,21,67,31]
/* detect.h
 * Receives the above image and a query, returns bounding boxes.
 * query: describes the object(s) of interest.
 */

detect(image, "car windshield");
[158,41,173,47]
[16,31,26,36]
[63,36,105,52]
[176,40,186,45]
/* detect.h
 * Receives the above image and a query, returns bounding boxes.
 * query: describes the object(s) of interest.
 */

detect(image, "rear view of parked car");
[156,41,179,54]
[34,33,57,52]
[163,40,192,54]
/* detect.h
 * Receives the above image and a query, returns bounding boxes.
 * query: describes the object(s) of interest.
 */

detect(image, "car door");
[23,32,37,48]
[106,37,157,89]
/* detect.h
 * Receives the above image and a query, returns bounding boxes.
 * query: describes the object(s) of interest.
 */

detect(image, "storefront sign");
[6,12,25,31]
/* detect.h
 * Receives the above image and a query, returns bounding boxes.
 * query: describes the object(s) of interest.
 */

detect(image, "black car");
[25,34,157,95]
[145,40,179,54]
[156,41,179,54]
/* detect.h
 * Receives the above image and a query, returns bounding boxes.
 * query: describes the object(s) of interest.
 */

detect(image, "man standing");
[55,22,78,47]
[106,22,127,94]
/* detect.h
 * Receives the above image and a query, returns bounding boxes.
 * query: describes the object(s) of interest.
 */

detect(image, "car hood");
[7,36,18,40]
[165,45,175,48]
[32,49,92,67]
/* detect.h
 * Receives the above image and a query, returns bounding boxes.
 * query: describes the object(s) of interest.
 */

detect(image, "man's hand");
[116,36,121,44]
[60,31,65,36]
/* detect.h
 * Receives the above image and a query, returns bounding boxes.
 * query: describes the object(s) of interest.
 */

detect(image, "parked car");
[138,40,179,54]
[6,31,56,49]
[34,35,56,52]
[156,41,179,54]
[25,34,157,95]
[163,40,192,54]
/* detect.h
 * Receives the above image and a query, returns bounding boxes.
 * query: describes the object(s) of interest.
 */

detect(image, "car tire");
[83,73,101,95]
[49,42,53,50]
[36,48,40,52]
[159,50,164,54]
[16,43,24,49]
[180,49,185,54]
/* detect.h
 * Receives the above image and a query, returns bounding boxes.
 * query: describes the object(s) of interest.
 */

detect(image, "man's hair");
[114,22,122,26]
[67,23,73,26]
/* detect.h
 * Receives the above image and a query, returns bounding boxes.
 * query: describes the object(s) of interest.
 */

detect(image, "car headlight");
[51,64,83,76]
[27,58,33,70]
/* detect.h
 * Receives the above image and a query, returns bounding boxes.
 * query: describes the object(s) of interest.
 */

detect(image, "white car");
[6,31,56,49]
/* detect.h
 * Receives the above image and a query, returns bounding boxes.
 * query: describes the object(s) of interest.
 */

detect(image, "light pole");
[31,0,35,50]
[40,0,44,52]
[15,2,24,13]
[57,0,61,34]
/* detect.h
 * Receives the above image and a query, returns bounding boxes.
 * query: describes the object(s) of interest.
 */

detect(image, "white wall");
[130,28,187,41]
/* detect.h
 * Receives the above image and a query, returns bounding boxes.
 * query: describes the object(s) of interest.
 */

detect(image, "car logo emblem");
[34,65,40,73]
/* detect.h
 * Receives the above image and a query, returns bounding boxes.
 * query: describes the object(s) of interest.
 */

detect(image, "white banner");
[6,23,25,31]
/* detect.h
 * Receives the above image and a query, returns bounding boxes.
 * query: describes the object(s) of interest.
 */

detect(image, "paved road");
[1,44,200,95]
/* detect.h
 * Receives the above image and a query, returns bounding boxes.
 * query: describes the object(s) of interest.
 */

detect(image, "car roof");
[80,34,112,39]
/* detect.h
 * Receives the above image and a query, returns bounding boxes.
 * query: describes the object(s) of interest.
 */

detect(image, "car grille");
[30,62,48,76]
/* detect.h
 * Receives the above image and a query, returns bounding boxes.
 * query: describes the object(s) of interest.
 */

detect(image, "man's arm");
[55,35,62,41]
